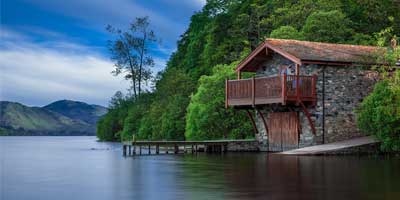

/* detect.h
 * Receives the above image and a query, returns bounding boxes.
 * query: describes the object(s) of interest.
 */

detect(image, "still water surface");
[1,136,400,200]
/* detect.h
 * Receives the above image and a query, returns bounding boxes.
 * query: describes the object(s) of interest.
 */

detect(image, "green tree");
[107,16,157,98]
[185,63,253,140]
[120,93,153,141]
[356,24,400,151]
[356,71,400,151]
[137,68,194,140]
[97,91,133,141]
[270,26,304,40]
[302,10,353,43]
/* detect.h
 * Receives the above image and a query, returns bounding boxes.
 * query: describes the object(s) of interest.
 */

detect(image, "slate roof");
[236,38,386,72]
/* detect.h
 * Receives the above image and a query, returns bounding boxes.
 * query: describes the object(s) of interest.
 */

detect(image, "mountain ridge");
[0,100,108,136]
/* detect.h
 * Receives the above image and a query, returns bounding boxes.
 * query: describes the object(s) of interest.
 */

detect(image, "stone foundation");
[227,141,260,152]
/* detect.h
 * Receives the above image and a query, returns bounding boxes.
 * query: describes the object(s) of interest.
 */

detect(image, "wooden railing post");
[252,77,255,107]
[296,76,300,102]
[281,73,287,105]
[225,79,229,108]
[312,74,317,106]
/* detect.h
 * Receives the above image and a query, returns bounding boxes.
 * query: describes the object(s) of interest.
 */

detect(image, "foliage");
[356,21,400,151]
[185,63,253,140]
[302,10,353,43]
[120,93,153,141]
[137,68,195,140]
[270,26,304,40]
[97,91,134,141]
[356,71,400,151]
[107,17,157,98]
[98,0,400,142]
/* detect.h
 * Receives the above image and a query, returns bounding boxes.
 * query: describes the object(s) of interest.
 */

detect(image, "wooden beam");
[246,110,258,134]
[299,101,316,135]
[251,77,255,107]
[225,79,229,109]
[301,60,352,66]
[281,73,287,105]
[296,64,300,102]
[312,75,317,106]
[256,108,268,137]
[236,42,267,72]
[265,43,302,65]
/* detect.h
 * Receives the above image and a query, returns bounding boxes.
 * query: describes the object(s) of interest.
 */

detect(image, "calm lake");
[1,136,400,200]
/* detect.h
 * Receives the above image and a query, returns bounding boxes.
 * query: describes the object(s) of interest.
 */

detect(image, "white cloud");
[0,34,131,107]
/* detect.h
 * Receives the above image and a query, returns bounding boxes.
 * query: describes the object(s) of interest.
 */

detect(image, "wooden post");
[174,145,179,154]
[123,145,127,156]
[148,145,151,154]
[139,146,142,155]
[312,74,317,106]
[191,145,194,154]
[282,73,287,105]
[237,71,241,80]
[133,145,136,155]
[225,79,229,109]
[128,145,131,156]
[156,145,159,154]
[252,76,255,107]
[296,64,300,102]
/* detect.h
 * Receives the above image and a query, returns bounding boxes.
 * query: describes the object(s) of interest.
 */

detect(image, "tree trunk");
[138,32,147,97]
[128,58,137,99]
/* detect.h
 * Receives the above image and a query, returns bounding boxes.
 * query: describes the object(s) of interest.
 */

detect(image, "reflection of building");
[226,39,384,151]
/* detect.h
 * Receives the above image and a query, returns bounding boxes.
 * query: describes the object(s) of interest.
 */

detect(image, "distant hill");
[0,100,108,136]
[44,100,107,125]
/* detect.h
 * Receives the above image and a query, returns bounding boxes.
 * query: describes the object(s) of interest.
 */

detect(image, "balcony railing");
[225,74,317,107]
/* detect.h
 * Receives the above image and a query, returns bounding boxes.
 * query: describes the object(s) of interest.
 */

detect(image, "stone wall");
[254,52,379,149]
[227,141,260,152]
[301,65,379,144]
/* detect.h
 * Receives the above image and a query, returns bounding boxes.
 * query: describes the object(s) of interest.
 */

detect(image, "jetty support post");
[123,145,127,156]
[223,144,228,153]
[156,144,159,154]
[174,144,179,154]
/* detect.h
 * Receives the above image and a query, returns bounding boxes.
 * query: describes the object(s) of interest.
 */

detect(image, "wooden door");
[268,112,299,152]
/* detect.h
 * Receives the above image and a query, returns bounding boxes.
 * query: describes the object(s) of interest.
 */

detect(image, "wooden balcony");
[225,75,317,107]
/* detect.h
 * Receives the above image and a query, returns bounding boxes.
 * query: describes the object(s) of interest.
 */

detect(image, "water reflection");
[2,137,400,200]
[177,154,400,200]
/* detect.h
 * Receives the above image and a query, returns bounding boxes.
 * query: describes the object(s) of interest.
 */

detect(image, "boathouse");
[225,39,385,152]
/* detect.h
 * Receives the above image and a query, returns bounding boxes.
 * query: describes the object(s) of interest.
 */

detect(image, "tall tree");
[107,16,157,98]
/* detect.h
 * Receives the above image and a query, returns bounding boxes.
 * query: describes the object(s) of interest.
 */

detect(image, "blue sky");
[0,0,205,106]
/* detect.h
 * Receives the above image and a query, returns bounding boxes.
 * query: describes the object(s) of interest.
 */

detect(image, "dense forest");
[97,0,400,142]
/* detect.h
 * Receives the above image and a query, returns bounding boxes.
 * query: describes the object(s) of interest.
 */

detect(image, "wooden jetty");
[122,139,257,156]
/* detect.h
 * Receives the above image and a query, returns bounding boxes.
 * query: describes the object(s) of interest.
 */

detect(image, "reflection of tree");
[177,154,400,199]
